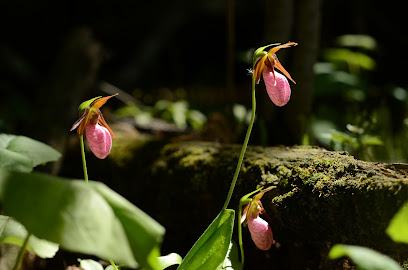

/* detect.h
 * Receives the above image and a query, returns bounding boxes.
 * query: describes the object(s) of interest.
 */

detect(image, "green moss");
[110,134,153,166]
[272,189,296,204]
[277,165,292,178]
[294,166,313,181]
[261,172,279,185]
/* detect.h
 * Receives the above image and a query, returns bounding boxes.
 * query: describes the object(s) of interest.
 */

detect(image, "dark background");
[1,1,408,268]
[2,0,407,148]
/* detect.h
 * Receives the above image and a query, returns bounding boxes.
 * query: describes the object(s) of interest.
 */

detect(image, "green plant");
[176,42,297,269]
[115,99,207,131]
[0,41,298,270]
[327,196,408,269]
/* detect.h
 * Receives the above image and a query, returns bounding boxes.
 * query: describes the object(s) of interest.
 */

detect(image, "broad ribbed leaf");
[0,169,164,269]
[216,241,243,270]
[0,134,61,172]
[177,209,234,270]
[0,215,59,258]
[89,181,165,269]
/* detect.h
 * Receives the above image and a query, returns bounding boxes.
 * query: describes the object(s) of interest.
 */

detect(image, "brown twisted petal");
[254,55,267,84]
[70,108,88,133]
[97,110,116,139]
[78,108,96,136]
[271,54,296,84]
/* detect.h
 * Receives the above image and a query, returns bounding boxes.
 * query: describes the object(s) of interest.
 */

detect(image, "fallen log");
[104,139,408,269]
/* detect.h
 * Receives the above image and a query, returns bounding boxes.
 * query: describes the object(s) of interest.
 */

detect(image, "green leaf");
[0,215,59,258]
[0,168,165,269]
[177,209,235,270]
[157,253,183,269]
[187,110,207,131]
[329,244,402,270]
[336,35,378,51]
[386,202,408,243]
[89,181,166,269]
[330,130,355,144]
[79,259,104,270]
[79,96,102,113]
[361,135,383,146]
[0,147,33,172]
[0,134,61,172]
[324,48,376,71]
[170,101,188,129]
[216,241,243,270]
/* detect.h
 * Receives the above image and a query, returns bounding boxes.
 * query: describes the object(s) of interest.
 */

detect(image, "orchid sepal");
[253,43,281,66]
[252,42,297,85]
[240,186,275,225]
[70,94,118,138]
[78,96,102,113]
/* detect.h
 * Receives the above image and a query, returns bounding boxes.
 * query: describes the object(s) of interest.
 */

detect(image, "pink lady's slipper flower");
[241,187,274,251]
[253,42,297,107]
[70,94,117,159]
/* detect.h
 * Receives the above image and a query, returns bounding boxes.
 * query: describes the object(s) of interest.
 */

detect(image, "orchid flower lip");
[85,123,112,159]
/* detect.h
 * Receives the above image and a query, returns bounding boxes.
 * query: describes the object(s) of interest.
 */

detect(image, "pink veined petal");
[248,216,273,251]
[262,69,291,107]
[85,123,112,159]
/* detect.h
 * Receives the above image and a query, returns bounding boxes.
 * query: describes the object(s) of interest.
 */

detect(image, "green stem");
[12,233,31,270]
[80,134,89,183]
[109,259,119,270]
[238,203,245,266]
[222,73,256,210]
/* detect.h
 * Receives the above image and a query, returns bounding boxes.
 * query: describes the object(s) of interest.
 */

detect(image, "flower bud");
[263,69,291,107]
[247,215,273,251]
[85,123,112,159]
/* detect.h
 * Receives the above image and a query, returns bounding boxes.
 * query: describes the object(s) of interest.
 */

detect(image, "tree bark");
[34,27,104,174]
[260,0,321,145]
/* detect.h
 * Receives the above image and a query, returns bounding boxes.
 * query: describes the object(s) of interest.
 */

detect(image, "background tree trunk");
[33,28,104,174]
[259,0,321,145]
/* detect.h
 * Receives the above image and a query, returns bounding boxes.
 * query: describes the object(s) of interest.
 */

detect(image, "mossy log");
[105,140,408,269]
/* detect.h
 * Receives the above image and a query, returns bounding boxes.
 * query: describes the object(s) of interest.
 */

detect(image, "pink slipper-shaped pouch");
[85,123,112,159]
[263,69,291,107]
[247,215,274,251]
